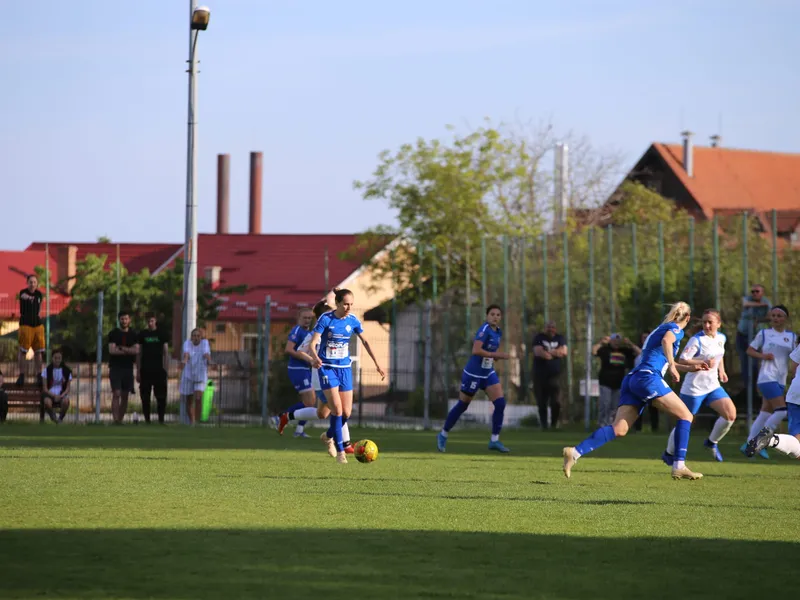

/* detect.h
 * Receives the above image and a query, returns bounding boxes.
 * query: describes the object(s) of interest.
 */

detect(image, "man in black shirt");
[532,321,568,429]
[592,334,640,427]
[137,313,169,424]
[17,274,45,386]
[108,310,138,424]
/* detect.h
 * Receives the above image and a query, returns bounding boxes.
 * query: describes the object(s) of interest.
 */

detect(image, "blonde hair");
[662,301,692,325]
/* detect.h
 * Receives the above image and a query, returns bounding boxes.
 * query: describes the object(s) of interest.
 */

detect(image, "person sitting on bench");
[41,349,72,423]
[0,369,8,423]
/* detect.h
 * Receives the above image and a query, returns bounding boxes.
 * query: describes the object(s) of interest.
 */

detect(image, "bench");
[2,383,45,422]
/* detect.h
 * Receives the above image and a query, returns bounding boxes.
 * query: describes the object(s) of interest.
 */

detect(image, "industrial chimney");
[553,143,569,231]
[249,151,263,234]
[216,154,230,234]
[681,130,694,177]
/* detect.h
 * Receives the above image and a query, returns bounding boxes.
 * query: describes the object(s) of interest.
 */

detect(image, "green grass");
[0,424,798,600]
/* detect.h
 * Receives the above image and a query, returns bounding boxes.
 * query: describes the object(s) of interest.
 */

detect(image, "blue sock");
[673,419,691,462]
[574,425,616,457]
[287,401,305,413]
[329,415,344,452]
[298,420,308,426]
[491,397,506,435]
[443,400,470,432]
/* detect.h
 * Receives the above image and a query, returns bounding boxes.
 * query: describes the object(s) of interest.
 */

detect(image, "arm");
[661,330,681,382]
[624,338,642,357]
[284,340,308,362]
[60,376,72,399]
[357,333,385,379]
[471,340,509,360]
[747,332,773,360]
[718,355,728,383]
[554,344,568,358]
[109,343,122,356]
[162,343,169,372]
[677,339,705,366]
[592,338,610,355]
[308,332,322,368]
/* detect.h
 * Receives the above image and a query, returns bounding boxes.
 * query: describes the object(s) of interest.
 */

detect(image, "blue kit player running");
[743,305,797,457]
[746,343,800,459]
[663,309,736,464]
[308,288,385,464]
[278,308,315,438]
[437,304,511,453]
[562,302,710,481]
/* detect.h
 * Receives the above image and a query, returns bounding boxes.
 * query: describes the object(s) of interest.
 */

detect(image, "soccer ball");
[354,439,379,463]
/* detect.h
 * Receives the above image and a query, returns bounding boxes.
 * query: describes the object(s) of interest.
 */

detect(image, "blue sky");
[2,0,797,249]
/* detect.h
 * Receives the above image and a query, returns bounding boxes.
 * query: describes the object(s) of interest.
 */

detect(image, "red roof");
[0,250,69,319]
[26,242,181,273]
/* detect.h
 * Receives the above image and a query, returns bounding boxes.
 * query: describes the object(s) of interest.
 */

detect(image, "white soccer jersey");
[784,346,800,406]
[41,367,72,396]
[679,332,726,397]
[750,328,798,386]
[296,334,322,391]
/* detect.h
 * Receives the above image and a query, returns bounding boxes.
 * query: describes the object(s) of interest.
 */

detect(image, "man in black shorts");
[108,310,138,424]
[137,313,169,424]
[532,321,569,430]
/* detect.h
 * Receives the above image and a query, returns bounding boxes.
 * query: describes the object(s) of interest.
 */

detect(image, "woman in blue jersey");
[437,304,511,453]
[308,288,385,464]
[662,309,736,464]
[562,302,710,481]
[743,305,796,457]
[277,308,315,437]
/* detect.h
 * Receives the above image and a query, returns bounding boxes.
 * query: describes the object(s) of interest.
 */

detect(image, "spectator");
[41,349,72,423]
[532,321,568,429]
[137,313,169,424]
[0,369,8,423]
[634,330,660,432]
[16,274,45,386]
[108,310,138,424]
[737,284,771,389]
[593,333,641,427]
[180,328,211,425]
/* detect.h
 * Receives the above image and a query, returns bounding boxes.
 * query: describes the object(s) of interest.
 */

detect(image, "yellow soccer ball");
[354,439,379,463]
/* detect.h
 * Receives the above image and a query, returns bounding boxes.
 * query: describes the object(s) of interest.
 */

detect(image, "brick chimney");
[56,245,77,293]
[249,151,262,234]
[681,130,694,177]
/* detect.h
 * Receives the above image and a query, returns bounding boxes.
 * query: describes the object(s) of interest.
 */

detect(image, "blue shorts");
[679,387,730,414]
[788,403,800,436]
[460,370,500,396]
[316,390,327,404]
[287,368,313,393]
[758,382,785,400]
[318,365,353,392]
[618,371,671,414]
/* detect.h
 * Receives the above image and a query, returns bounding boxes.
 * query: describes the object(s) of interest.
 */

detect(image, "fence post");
[465,239,471,342]
[261,296,271,426]
[588,229,595,337]
[746,320,754,433]
[423,300,432,430]
[95,291,104,423]
[632,223,639,334]
[713,215,720,309]
[444,248,451,402]
[481,237,487,309]
[502,235,509,394]
[391,259,398,395]
[606,225,614,333]
[45,243,51,364]
[116,244,121,320]
[688,217,695,309]
[584,301,593,431]
[417,245,425,389]
[772,209,779,302]
[520,237,527,404]
[742,211,749,296]
[217,363,223,427]
[542,234,549,323]
[563,231,572,420]
[658,222,665,311]
[75,363,80,423]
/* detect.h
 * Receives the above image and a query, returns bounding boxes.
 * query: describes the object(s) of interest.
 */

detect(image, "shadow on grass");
[0,528,795,599]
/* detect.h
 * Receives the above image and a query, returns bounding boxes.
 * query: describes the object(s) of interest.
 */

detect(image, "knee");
[613,420,629,437]
[721,407,737,422]
[458,393,472,405]
[62,399,71,409]
[492,397,506,410]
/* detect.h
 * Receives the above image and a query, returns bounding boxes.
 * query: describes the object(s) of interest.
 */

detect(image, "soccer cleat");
[269,415,279,429]
[336,452,348,464]
[562,447,577,479]
[758,449,770,459]
[703,439,724,462]
[671,466,703,480]
[488,440,510,453]
[320,432,337,457]
[739,442,752,458]
[661,451,675,467]
[293,430,310,439]
[436,432,447,453]
[344,444,355,454]
[277,413,289,435]
[744,427,774,458]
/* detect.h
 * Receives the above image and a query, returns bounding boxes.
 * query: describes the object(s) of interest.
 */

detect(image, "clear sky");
[2,0,797,249]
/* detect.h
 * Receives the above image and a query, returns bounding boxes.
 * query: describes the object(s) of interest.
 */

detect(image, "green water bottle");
[201,380,215,422]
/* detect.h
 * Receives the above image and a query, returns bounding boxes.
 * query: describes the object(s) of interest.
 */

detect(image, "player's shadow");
[0,527,795,599]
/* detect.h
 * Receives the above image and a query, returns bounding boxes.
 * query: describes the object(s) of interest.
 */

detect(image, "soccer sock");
[749,411,771,439]
[772,434,800,458]
[673,419,691,462]
[491,397,506,436]
[287,401,305,414]
[666,428,676,455]
[296,423,306,433]
[765,407,787,432]
[342,422,351,443]
[574,425,616,458]
[443,400,469,432]
[709,417,735,443]
[291,407,318,421]
[329,415,344,453]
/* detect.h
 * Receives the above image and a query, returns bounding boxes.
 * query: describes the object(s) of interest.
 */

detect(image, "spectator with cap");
[592,333,641,427]
[737,284,771,390]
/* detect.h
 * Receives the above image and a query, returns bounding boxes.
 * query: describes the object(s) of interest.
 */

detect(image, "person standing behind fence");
[532,321,568,430]
[41,348,72,424]
[16,274,45,386]
[736,284,771,391]
[593,334,640,427]
[180,328,211,425]
[108,310,138,424]
[137,313,169,424]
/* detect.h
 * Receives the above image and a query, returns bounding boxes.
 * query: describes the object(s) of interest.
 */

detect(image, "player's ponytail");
[313,300,332,318]
[662,301,691,325]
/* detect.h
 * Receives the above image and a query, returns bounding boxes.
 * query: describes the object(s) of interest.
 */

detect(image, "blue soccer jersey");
[463,322,502,378]
[314,311,363,368]
[632,322,684,377]
[287,325,311,370]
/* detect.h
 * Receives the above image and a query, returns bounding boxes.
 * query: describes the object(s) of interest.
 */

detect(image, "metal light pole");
[182,3,211,348]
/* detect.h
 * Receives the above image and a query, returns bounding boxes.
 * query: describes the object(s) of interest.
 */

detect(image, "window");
[215,323,226,334]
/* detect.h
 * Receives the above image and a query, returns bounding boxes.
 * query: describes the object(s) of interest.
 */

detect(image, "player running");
[308,288,385,464]
[742,305,796,458]
[562,302,710,481]
[279,309,315,438]
[662,309,736,464]
[437,304,511,453]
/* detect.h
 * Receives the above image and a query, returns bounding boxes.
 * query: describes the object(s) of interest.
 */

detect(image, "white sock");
[295,424,304,434]
[342,422,350,443]
[765,409,787,432]
[490,434,499,442]
[293,407,318,421]
[673,460,685,470]
[773,434,800,458]
[440,430,449,438]
[709,418,735,444]
[571,448,581,460]
[666,428,676,454]
[749,411,771,439]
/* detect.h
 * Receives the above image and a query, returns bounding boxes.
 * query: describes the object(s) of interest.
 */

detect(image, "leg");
[744,400,773,455]
[0,390,7,423]
[111,391,121,424]
[534,377,548,429]
[59,398,70,421]
[749,404,800,458]
[340,390,354,450]
[763,397,788,432]
[562,404,641,477]
[597,386,613,427]
[652,392,702,479]
[17,347,27,385]
[43,396,58,422]
[194,390,203,423]
[34,351,43,383]
[548,378,561,428]
[154,372,168,424]
[438,390,473,453]
[486,381,509,453]
[140,376,153,423]
[185,395,194,424]
[119,391,129,423]
[323,387,346,461]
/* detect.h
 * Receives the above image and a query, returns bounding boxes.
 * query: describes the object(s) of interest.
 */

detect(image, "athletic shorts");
[460,370,500,396]
[287,368,313,393]
[788,403,800,436]
[618,370,671,414]
[758,381,785,400]
[19,325,45,352]
[679,387,730,415]
[110,367,135,393]
[318,365,353,392]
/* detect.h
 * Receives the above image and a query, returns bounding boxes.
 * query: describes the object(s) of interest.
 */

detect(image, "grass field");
[1,424,798,600]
